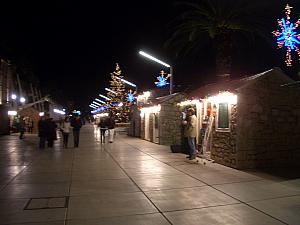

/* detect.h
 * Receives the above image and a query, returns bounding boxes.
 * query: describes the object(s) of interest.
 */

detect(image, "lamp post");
[139,50,173,94]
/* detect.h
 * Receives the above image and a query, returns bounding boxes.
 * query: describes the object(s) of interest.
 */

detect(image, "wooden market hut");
[183,67,300,169]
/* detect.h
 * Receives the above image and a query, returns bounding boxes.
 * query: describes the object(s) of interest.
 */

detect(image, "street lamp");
[139,50,173,94]
[20,97,26,103]
[11,94,17,100]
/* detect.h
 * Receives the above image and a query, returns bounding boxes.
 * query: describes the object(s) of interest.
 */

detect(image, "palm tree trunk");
[214,31,232,80]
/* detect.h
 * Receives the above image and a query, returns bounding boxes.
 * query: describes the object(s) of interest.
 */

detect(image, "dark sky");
[1,0,300,111]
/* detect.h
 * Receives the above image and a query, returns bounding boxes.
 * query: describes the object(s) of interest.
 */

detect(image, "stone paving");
[0,124,299,225]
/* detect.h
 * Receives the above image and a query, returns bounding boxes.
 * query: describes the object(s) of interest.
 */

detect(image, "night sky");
[1,0,300,111]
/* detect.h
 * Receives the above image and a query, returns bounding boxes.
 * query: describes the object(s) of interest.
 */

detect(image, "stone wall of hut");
[159,94,185,145]
[211,104,238,168]
[236,74,300,169]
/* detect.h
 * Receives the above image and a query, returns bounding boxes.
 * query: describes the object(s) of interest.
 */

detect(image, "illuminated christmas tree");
[107,63,129,122]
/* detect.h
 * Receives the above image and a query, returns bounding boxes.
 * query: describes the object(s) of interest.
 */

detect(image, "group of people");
[97,113,116,143]
[37,115,58,148]
[38,115,82,149]
[183,108,198,160]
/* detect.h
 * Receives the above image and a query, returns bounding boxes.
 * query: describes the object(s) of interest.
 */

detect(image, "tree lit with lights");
[107,63,129,122]
[273,4,300,66]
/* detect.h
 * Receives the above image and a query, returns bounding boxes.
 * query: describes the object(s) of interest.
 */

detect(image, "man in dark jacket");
[46,118,57,148]
[106,113,115,143]
[38,115,47,149]
[71,115,82,148]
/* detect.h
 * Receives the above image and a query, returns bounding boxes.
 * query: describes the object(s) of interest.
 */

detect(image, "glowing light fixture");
[137,91,151,102]
[139,51,170,67]
[95,99,106,104]
[140,105,161,117]
[89,105,97,109]
[93,101,102,106]
[105,88,117,94]
[53,109,66,115]
[90,103,98,107]
[8,111,17,116]
[208,92,237,104]
[99,94,111,101]
[20,97,26,103]
[115,76,137,87]
[178,99,201,107]
[11,94,17,100]
[39,112,45,116]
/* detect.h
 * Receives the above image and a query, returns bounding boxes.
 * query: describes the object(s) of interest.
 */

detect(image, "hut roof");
[188,68,293,98]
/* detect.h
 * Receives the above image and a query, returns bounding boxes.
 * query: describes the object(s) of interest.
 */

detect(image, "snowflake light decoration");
[273,4,300,66]
[155,70,171,87]
[127,89,136,102]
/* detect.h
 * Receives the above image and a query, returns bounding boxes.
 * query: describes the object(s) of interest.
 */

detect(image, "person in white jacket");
[62,117,71,148]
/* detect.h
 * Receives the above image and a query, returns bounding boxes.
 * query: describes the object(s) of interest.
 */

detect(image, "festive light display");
[273,4,300,66]
[127,89,136,102]
[155,70,171,87]
[107,63,130,122]
[91,105,109,114]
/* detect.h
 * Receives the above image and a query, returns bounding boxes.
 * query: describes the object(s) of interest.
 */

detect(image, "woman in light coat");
[62,117,71,148]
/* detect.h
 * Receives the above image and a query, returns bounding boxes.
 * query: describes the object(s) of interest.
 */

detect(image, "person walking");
[61,117,71,148]
[38,115,47,149]
[18,116,26,139]
[46,118,57,148]
[71,115,82,148]
[107,113,115,143]
[186,108,198,160]
[98,117,108,143]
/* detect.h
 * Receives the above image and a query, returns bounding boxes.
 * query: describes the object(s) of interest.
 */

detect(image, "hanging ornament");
[155,70,171,87]
[273,4,300,66]
[127,89,136,102]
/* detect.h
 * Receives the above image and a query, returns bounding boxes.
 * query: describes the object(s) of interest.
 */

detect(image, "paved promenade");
[0,124,299,225]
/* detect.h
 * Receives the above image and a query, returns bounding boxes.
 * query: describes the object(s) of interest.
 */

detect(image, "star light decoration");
[127,89,136,102]
[155,70,171,87]
[273,4,300,66]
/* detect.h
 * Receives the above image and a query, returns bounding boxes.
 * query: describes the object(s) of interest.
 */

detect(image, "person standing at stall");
[186,108,198,160]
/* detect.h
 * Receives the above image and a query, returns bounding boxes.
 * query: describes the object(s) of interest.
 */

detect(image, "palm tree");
[166,0,270,77]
